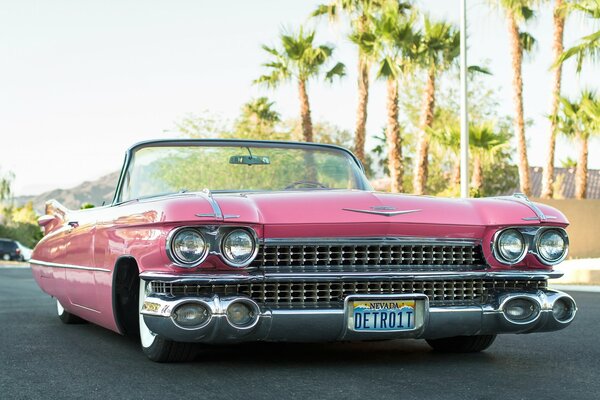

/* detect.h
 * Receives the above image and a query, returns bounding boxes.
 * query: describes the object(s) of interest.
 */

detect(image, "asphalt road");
[1,266,598,400]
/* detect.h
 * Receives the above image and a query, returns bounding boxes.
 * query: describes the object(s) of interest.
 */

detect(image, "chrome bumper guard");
[140,279,577,343]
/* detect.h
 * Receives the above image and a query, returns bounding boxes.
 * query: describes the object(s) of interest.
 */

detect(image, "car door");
[62,213,99,312]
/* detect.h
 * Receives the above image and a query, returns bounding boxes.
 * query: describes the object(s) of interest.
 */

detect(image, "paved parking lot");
[1,266,598,400]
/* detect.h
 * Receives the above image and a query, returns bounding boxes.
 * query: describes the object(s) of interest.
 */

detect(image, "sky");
[0,0,598,196]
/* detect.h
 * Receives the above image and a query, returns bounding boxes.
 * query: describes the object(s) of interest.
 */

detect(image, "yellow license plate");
[352,300,416,331]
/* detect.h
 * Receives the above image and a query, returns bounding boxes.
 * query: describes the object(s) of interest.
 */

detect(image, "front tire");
[138,280,196,362]
[56,298,85,324]
[426,335,497,353]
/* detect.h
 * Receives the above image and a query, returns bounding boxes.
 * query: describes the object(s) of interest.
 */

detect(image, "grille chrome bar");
[250,238,486,273]
[150,279,547,309]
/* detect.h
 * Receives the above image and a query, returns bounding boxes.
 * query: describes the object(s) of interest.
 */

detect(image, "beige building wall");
[534,199,600,259]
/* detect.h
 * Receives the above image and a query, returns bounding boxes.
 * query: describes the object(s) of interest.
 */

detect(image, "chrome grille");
[150,279,547,309]
[250,240,486,273]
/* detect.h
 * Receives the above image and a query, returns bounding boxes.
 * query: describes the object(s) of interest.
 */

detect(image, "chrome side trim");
[29,259,111,273]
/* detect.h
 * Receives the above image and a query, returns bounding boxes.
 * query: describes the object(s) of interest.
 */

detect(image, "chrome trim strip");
[342,208,422,217]
[140,270,562,282]
[201,188,223,219]
[29,259,111,273]
[261,237,481,246]
[497,193,557,222]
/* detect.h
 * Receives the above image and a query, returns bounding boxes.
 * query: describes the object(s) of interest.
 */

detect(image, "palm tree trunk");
[298,79,313,142]
[507,11,531,196]
[414,68,436,195]
[386,78,403,193]
[354,54,369,166]
[575,132,588,199]
[541,0,565,199]
[452,159,461,188]
[354,15,369,166]
[471,154,483,196]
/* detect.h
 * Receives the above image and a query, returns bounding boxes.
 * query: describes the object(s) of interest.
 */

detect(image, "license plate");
[351,299,416,331]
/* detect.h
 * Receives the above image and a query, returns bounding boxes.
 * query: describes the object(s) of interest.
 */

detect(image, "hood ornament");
[342,206,421,217]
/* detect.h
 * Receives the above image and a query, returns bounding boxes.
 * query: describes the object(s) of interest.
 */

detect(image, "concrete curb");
[554,258,600,285]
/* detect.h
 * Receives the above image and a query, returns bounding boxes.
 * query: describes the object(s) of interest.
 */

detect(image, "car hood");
[213,190,568,228]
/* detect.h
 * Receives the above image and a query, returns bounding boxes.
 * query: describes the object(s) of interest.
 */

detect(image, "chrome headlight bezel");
[166,227,209,267]
[220,228,258,268]
[492,228,528,265]
[535,228,569,265]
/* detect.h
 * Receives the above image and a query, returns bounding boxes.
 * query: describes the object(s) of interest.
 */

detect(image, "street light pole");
[460,0,469,198]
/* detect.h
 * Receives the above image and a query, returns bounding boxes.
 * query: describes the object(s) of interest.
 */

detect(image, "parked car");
[0,238,25,261]
[17,242,32,261]
[30,139,576,362]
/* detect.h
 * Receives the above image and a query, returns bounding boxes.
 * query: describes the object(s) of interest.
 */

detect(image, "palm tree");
[351,3,418,192]
[469,122,511,196]
[255,27,345,142]
[541,0,568,199]
[429,119,509,196]
[488,0,538,196]
[241,97,281,127]
[312,0,388,165]
[556,90,599,199]
[557,0,600,72]
[233,97,283,140]
[412,17,460,195]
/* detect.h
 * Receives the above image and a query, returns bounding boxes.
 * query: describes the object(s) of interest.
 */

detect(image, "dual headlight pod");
[493,227,568,266]
[167,227,257,268]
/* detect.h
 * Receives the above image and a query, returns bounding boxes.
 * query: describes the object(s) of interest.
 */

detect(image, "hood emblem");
[342,206,421,217]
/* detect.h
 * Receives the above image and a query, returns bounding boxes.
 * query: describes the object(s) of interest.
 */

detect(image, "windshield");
[118,142,370,202]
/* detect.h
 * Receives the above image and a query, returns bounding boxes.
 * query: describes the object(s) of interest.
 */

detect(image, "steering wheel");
[284,180,328,190]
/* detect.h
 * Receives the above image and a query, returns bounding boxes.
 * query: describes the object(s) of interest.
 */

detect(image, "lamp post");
[460,0,469,198]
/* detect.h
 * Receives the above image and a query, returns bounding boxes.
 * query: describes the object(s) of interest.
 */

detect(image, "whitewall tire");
[138,279,196,362]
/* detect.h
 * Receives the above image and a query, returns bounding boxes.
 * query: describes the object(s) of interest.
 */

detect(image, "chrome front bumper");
[140,282,577,343]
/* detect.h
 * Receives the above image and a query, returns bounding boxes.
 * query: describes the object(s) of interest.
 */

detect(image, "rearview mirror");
[229,155,270,165]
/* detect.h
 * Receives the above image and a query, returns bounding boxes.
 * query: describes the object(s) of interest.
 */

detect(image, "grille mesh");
[150,279,547,308]
[250,242,486,273]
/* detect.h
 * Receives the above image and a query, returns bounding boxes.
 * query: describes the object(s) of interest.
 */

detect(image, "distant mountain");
[14,171,120,213]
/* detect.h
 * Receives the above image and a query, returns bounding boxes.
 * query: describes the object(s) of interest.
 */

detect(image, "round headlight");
[495,229,526,264]
[221,229,256,267]
[537,229,568,264]
[169,228,207,266]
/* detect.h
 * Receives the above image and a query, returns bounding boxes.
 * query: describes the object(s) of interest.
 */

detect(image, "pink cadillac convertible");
[30,139,576,362]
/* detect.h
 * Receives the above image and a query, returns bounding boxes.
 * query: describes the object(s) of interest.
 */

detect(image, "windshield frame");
[111,139,371,205]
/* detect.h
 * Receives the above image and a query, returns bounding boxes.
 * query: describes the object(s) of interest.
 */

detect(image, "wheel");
[426,335,497,353]
[56,298,86,324]
[138,280,197,362]
[2,254,9,261]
